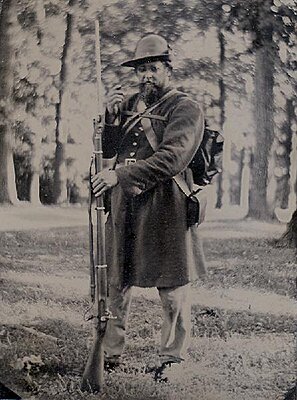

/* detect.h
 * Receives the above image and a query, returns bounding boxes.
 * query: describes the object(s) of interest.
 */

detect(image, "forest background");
[0,0,296,224]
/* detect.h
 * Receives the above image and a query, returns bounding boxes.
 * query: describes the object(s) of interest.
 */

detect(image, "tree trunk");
[26,0,45,206]
[53,11,74,204]
[274,99,293,209]
[0,0,18,204]
[240,147,251,213]
[216,29,227,209]
[278,208,297,248]
[53,132,68,204]
[30,131,42,206]
[277,95,297,245]
[0,131,18,204]
[248,23,275,219]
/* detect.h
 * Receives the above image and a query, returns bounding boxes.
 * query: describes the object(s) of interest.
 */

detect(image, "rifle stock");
[81,19,111,393]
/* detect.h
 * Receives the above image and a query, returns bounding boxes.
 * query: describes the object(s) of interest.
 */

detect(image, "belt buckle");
[125,158,136,166]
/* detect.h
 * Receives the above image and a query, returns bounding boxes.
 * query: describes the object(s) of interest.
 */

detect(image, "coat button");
[135,132,139,136]
[139,126,143,132]
[133,142,137,146]
[130,152,135,157]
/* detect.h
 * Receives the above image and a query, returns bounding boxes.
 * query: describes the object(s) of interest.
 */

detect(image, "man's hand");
[105,85,125,124]
[91,169,118,197]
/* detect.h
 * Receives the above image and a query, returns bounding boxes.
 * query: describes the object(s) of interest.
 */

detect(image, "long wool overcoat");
[102,88,206,289]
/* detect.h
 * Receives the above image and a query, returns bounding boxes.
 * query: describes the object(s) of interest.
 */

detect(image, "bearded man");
[91,33,206,381]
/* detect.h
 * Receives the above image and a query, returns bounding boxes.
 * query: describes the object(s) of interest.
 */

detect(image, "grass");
[0,221,296,399]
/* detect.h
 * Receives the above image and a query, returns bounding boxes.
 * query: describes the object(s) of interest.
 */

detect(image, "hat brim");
[121,54,171,68]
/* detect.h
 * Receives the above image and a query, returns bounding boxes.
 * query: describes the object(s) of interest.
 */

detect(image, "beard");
[139,82,164,105]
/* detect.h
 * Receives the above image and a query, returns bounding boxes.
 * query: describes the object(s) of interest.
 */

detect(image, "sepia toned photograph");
[0,0,296,399]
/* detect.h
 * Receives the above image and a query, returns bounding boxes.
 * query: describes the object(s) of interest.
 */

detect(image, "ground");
[0,206,296,400]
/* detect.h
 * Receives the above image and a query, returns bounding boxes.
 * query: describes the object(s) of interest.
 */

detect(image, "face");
[135,61,171,103]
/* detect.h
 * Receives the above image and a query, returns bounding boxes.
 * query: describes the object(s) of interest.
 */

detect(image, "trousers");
[103,283,191,361]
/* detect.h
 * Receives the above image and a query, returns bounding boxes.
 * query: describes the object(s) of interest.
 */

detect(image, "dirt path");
[0,205,285,237]
[0,207,292,325]
[2,268,296,328]
[0,205,87,231]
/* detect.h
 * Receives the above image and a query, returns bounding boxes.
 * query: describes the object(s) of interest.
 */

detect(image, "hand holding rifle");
[91,168,118,197]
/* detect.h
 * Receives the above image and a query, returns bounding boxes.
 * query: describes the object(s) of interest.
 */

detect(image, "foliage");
[1,0,296,209]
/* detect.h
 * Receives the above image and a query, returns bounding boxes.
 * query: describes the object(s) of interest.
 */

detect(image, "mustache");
[139,81,157,89]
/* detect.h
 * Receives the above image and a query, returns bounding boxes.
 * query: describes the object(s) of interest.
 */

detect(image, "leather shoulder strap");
[139,107,192,197]
[123,89,178,134]
[123,111,167,122]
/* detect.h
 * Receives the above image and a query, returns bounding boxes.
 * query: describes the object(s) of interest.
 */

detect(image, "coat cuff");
[115,167,145,196]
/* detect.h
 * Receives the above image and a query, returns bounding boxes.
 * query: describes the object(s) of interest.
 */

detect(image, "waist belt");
[115,158,137,168]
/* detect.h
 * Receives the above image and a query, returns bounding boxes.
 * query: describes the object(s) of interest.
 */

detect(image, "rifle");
[81,18,114,393]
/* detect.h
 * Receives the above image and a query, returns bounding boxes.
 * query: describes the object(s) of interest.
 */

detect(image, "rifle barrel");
[95,20,103,115]
[81,18,108,393]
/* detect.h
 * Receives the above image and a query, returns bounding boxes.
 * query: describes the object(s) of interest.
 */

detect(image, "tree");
[11,0,79,205]
[2,0,294,211]
[0,0,18,204]
[278,209,297,248]
[53,3,76,204]
[277,90,297,249]
[215,0,276,219]
[219,0,296,219]
[28,115,43,205]
[272,1,297,245]
[248,0,275,219]
[273,98,294,209]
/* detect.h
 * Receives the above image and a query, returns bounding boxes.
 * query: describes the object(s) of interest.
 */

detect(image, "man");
[91,33,206,380]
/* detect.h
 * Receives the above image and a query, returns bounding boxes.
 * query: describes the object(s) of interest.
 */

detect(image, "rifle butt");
[81,335,104,393]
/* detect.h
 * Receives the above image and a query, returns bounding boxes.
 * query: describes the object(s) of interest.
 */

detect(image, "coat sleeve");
[115,98,204,195]
[102,95,136,158]
[102,124,121,158]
